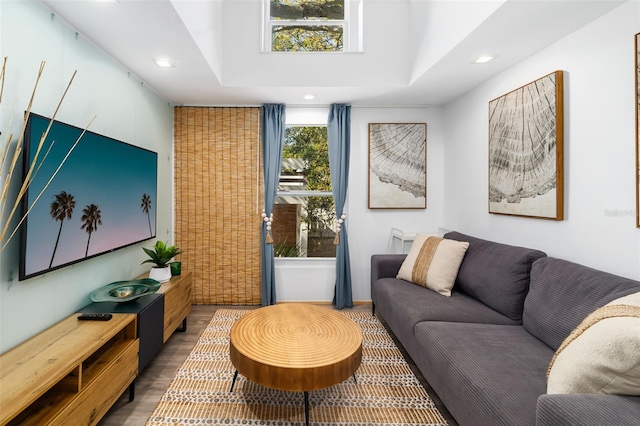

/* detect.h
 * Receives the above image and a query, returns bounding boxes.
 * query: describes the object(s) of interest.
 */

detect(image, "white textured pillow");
[547,292,640,395]
[396,234,469,297]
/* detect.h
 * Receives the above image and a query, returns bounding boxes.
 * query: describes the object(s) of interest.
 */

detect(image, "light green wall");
[0,1,174,353]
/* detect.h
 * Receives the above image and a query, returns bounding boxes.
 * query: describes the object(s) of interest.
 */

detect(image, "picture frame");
[488,70,564,220]
[368,123,427,209]
[636,32,640,228]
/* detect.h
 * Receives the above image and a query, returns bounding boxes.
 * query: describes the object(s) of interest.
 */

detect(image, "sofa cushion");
[397,234,469,296]
[523,257,640,350]
[414,321,554,426]
[444,231,547,323]
[537,394,640,426]
[547,292,640,395]
[371,277,517,361]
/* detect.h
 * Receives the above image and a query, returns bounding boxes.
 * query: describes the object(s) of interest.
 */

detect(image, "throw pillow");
[397,234,469,296]
[547,291,640,395]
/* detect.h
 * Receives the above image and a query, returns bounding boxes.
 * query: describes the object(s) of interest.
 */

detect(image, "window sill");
[275,257,335,264]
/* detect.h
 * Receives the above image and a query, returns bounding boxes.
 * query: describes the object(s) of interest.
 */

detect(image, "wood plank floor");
[98,304,457,425]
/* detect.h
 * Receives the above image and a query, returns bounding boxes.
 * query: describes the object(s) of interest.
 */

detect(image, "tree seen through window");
[274,126,336,257]
[269,0,345,52]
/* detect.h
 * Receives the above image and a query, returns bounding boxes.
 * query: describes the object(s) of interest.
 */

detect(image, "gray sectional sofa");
[371,231,640,426]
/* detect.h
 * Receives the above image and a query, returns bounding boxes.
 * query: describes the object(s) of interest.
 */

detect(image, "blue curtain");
[327,104,353,309]
[261,104,286,306]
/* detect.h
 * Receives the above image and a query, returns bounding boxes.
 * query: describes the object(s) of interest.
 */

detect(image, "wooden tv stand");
[153,271,193,343]
[0,271,191,425]
[0,313,138,425]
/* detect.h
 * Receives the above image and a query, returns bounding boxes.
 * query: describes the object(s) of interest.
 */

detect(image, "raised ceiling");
[39,0,626,107]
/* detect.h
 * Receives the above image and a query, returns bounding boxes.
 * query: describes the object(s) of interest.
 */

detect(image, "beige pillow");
[547,292,640,395]
[396,234,469,296]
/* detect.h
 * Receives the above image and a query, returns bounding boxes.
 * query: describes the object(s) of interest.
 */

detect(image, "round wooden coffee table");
[229,303,363,425]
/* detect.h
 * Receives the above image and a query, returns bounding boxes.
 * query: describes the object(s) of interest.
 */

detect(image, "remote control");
[78,313,112,321]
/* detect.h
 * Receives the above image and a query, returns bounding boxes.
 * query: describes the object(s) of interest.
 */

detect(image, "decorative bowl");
[90,278,161,303]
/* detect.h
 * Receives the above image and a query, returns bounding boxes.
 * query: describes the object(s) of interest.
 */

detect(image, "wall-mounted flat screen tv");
[19,113,157,280]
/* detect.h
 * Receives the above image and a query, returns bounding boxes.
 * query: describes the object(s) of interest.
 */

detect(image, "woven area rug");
[146,309,448,425]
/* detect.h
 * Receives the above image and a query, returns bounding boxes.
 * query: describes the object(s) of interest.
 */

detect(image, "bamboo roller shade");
[174,107,262,305]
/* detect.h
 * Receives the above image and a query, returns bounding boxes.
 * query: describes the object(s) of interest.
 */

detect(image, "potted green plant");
[142,241,182,283]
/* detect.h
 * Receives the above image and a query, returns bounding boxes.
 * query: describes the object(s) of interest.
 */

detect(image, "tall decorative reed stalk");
[0,57,95,253]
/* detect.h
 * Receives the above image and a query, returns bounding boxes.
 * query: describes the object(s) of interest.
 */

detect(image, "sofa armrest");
[371,254,406,283]
[537,393,640,426]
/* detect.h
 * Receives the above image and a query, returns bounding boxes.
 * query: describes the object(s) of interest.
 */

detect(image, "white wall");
[442,1,640,280]
[0,1,174,353]
[277,106,444,303]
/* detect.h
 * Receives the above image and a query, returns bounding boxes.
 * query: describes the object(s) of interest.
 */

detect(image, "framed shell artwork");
[488,70,564,220]
[635,32,640,228]
[368,123,427,209]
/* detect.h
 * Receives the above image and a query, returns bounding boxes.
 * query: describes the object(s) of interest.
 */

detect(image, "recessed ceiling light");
[474,55,495,64]
[303,94,316,100]
[154,59,174,68]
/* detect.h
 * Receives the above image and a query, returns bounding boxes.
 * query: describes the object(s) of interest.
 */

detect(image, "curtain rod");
[175,104,430,109]
[288,104,431,109]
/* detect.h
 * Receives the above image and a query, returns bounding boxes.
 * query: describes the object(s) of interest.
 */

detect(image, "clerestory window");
[263,0,363,53]
[273,126,336,258]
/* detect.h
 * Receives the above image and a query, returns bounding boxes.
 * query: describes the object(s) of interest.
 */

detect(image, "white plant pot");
[148,266,171,283]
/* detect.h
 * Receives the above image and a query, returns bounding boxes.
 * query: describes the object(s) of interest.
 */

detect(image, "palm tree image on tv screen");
[20,113,158,280]
[141,193,153,237]
[80,203,102,258]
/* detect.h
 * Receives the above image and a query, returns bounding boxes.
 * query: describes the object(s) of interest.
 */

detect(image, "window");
[273,126,336,258]
[263,0,363,53]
